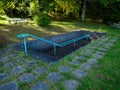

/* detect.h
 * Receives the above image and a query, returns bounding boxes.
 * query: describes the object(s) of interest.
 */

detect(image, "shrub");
[33,13,52,27]
[0,31,9,48]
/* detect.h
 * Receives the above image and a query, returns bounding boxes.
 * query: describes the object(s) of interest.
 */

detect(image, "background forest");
[0,0,120,24]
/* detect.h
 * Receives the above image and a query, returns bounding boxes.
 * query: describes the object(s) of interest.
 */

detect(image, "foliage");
[55,0,80,15]
[99,0,120,6]
[87,1,120,23]
[33,13,52,27]
[0,0,120,23]
[29,0,40,15]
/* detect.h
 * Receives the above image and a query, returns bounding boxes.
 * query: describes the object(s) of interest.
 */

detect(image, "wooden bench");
[6,18,29,24]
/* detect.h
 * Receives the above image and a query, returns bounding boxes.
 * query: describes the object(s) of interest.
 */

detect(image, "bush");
[0,32,9,48]
[34,13,52,27]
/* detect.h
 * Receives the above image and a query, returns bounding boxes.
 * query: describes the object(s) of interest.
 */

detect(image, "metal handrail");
[17,33,90,54]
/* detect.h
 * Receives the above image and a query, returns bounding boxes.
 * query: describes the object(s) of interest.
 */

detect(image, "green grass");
[0,15,120,90]
[77,38,120,90]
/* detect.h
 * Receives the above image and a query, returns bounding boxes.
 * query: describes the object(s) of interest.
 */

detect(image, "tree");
[99,0,120,6]
[54,0,80,16]
[81,0,87,21]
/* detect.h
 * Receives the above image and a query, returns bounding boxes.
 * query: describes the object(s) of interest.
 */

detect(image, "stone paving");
[72,69,87,79]
[11,66,25,75]
[0,81,18,90]
[47,72,64,82]
[32,81,49,90]
[80,63,91,71]
[0,35,118,90]
[64,80,79,90]
[58,65,72,73]
[0,73,8,81]
[19,73,35,83]
[32,66,47,75]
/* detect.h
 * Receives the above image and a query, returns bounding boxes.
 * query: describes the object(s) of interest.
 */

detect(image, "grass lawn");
[0,15,120,90]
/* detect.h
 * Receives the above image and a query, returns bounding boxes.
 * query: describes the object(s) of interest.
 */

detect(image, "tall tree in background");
[54,0,80,17]
[0,0,120,22]
[99,0,120,6]
[81,0,87,21]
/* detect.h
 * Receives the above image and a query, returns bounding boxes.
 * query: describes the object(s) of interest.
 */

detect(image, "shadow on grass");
[62,21,120,35]
[0,20,120,46]
[0,23,67,44]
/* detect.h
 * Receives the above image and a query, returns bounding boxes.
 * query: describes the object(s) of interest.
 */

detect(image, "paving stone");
[32,66,47,75]
[4,49,14,55]
[97,48,108,52]
[93,53,103,59]
[94,44,101,47]
[47,72,64,82]
[58,65,72,73]
[26,61,36,68]
[11,66,25,75]
[103,44,111,49]
[87,58,98,65]
[103,43,113,49]
[4,62,17,68]
[86,49,94,53]
[80,63,91,71]
[32,81,49,90]
[19,73,35,83]
[0,52,4,58]
[109,39,117,42]
[81,51,92,56]
[91,46,98,49]
[96,42,103,46]
[9,54,18,58]
[95,51,105,56]
[70,59,80,65]
[0,73,8,81]
[72,69,87,79]
[0,57,10,63]
[0,81,18,90]
[17,58,26,63]
[75,56,86,61]
[64,80,79,90]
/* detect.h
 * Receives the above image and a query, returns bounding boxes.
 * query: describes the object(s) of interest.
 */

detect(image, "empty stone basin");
[15,30,105,62]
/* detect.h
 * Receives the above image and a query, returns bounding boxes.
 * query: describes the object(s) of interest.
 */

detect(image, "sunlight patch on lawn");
[2,28,10,31]
[0,15,9,24]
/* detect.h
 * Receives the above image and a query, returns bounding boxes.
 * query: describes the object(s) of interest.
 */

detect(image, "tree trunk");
[81,0,87,21]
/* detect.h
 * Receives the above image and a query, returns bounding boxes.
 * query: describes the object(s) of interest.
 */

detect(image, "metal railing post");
[23,37,28,54]
[73,41,76,47]
[54,45,56,55]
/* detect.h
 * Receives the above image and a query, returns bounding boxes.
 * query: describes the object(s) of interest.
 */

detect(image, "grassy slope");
[78,38,120,90]
[0,15,120,90]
